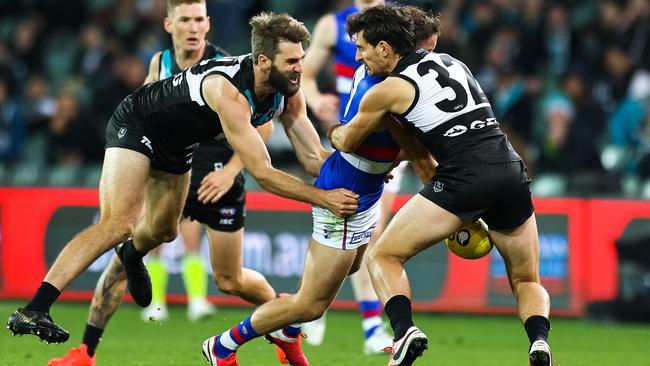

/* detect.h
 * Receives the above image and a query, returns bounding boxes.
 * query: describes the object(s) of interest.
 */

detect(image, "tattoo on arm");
[87,255,128,329]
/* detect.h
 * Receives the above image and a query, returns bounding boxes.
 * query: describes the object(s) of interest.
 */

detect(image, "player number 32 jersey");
[391,50,520,165]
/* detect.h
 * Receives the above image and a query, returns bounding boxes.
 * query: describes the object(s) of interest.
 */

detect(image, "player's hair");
[249,12,310,64]
[397,5,442,47]
[166,0,205,16]
[347,4,416,56]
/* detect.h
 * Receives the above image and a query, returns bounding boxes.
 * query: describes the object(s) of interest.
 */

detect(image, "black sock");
[82,324,104,357]
[385,295,414,340]
[121,239,145,264]
[524,315,550,346]
[24,282,60,313]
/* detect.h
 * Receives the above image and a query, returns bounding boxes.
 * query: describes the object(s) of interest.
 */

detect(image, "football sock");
[121,239,145,264]
[282,324,302,338]
[213,316,260,358]
[359,300,383,339]
[82,324,104,356]
[24,281,60,313]
[148,258,168,305]
[182,254,207,301]
[524,315,550,346]
[385,295,414,340]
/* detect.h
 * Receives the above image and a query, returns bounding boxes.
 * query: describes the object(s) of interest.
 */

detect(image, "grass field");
[1,301,649,365]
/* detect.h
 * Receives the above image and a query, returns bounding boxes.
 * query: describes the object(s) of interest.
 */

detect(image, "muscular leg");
[208,227,276,305]
[350,191,393,300]
[132,169,191,253]
[43,148,150,292]
[490,214,549,322]
[249,240,357,333]
[87,255,127,329]
[367,194,461,304]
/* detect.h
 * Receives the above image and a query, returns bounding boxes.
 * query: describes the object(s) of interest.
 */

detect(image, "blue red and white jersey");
[315,65,400,213]
[334,5,362,118]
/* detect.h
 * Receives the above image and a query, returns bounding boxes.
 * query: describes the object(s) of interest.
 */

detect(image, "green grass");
[1,301,649,365]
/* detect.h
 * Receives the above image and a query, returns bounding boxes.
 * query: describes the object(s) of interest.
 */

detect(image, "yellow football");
[444,218,493,259]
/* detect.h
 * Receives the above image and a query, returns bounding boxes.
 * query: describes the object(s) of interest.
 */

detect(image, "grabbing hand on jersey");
[197,169,238,204]
[322,188,360,217]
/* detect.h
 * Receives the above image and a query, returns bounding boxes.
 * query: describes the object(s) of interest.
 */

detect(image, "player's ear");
[378,41,389,57]
[205,16,211,32]
[163,17,172,34]
[258,54,271,69]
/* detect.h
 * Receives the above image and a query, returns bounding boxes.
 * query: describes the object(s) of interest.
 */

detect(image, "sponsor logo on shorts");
[118,127,126,139]
[432,181,444,193]
[219,218,234,225]
[141,136,153,154]
[220,207,236,217]
[349,226,375,245]
[323,224,335,239]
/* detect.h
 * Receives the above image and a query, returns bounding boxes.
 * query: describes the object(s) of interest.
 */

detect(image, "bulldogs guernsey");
[334,5,362,118]
[315,65,399,214]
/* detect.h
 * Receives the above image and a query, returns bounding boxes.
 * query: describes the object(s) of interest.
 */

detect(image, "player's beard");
[266,64,301,97]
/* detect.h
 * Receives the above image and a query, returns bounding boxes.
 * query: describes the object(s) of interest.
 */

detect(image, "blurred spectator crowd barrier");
[0,0,649,198]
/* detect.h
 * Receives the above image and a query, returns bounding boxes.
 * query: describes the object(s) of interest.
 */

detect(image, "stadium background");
[1,0,650,365]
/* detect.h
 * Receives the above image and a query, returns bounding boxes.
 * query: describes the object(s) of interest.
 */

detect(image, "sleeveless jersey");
[157,42,236,175]
[391,50,520,165]
[333,5,362,118]
[315,65,400,213]
[113,54,287,151]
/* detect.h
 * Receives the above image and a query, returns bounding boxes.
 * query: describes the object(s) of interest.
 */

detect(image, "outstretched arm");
[197,122,274,204]
[280,89,330,177]
[203,75,358,216]
[330,77,416,153]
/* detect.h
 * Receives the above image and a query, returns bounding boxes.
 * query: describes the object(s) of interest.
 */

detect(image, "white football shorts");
[312,199,381,250]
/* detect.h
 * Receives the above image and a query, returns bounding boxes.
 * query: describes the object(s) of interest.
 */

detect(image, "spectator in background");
[0,77,25,163]
[516,0,545,77]
[11,16,45,78]
[543,2,576,79]
[47,87,103,166]
[89,54,146,134]
[536,90,603,178]
[596,43,650,174]
[21,75,56,134]
[75,24,112,81]
[463,0,499,70]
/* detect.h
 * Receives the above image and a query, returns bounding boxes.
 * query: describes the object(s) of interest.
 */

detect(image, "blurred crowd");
[0,0,649,197]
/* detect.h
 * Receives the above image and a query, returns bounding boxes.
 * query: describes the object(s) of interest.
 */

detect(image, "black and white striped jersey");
[391,50,520,164]
[113,54,286,150]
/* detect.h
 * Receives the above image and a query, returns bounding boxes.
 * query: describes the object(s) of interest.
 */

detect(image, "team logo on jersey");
[117,127,127,139]
[432,181,444,193]
[220,207,237,217]
[443,125,468,137]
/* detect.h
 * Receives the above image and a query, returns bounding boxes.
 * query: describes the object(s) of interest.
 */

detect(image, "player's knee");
[299,302,328,322]
[99,219,135,244]
[213,273,242,295]
[150,226,178,243]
